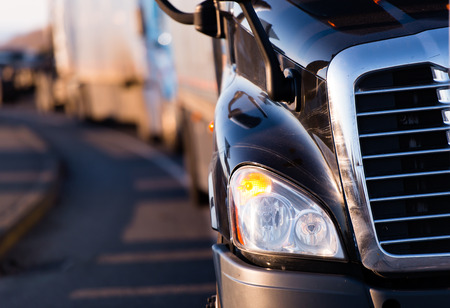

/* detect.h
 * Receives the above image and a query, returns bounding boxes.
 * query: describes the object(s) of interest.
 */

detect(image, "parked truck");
[36,0,179,147]
[158,0,450,307]
[164,0,220,204]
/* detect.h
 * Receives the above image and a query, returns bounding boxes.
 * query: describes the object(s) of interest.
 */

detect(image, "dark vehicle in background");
[158,0,449,307]
[0,49,38,103]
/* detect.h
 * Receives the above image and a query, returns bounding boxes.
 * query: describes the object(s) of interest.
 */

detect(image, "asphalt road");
[0,97,216,307]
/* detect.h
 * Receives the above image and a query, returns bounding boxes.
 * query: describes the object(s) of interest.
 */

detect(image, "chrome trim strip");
[444,110,450,125]
[363,148,450,160]
[356,83,450,95]
[432,67,450,82]
[438,89,450,103]
[375,213,450,224]
[327,27,450,273]
[359,126,450,138]
[366,170,450,181]
[371,191,450,202]
[380,235,450,245]
[357,105,450,117]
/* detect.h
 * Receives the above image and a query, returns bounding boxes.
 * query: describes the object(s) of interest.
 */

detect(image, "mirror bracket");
[236,0,296,104]
[154,0,195,25]
[195,1,225,39]
[155,0,299,104]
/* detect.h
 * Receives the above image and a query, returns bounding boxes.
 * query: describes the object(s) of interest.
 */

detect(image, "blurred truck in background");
[166,0,221,205]
[35,0,179,148]
[0,49,41,103]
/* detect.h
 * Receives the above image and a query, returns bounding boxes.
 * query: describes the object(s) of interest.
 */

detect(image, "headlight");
[229,166,345,259]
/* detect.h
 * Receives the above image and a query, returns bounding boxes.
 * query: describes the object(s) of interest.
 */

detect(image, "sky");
[0,0,49,43]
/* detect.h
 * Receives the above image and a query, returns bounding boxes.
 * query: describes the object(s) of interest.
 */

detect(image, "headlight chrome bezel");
[228,166,346,260]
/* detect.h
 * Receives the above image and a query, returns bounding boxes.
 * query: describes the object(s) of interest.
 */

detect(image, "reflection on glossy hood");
[289,0,448,34]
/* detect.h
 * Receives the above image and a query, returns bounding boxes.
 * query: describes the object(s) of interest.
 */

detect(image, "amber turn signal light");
[208,121,214,132]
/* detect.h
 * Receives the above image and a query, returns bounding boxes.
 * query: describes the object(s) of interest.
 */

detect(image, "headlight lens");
[229,167,345,259]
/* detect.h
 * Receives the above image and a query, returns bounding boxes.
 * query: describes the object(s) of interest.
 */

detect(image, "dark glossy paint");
[290,0,447,32]
[211,74,358,261]
[210,0,448,266]
[233,0,448,77]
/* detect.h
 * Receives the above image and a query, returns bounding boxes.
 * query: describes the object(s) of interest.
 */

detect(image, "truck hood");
[258,0,448,77]
[290,0,448,35]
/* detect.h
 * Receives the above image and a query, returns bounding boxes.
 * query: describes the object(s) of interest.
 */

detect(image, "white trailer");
[164,0,222,205]
[37,0,179,145]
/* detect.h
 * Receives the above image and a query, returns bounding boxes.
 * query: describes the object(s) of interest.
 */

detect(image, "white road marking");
[70,283,216,299]
[97,249,212,264]
[85,127,189,187]
[122,199,215,242]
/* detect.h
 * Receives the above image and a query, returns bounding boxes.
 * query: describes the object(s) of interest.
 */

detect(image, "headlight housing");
[229,166,345,259]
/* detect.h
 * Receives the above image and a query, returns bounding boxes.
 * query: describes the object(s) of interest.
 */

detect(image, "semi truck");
[164,0,220,205]
[158,0,450,307]
[36,0,179,147]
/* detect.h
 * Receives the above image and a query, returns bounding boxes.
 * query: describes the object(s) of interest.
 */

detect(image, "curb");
[0,125,63,258]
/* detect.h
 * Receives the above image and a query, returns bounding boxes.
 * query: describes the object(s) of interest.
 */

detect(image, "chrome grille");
[355,65,450,255]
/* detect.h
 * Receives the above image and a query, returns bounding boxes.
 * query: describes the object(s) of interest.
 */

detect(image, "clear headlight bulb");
[229,166,345,259]
[240,195,292,250]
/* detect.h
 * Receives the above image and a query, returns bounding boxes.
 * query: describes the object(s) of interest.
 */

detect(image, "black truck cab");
[157,1,449,307]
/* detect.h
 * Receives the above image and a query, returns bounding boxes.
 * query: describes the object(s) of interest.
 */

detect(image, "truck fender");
[210,76,355,259]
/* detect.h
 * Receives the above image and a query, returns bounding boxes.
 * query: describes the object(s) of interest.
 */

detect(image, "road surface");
[0,97,216,307]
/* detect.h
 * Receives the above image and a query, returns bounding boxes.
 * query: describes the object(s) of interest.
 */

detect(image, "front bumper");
[213,244,450,308]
